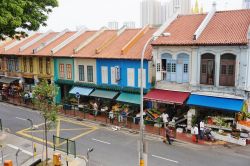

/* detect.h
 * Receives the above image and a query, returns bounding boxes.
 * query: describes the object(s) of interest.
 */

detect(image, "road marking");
[92,138,111,145]
[16,117,27,121]
[7,144,33,156]
[25,128,91,133]
[152,154,179,164]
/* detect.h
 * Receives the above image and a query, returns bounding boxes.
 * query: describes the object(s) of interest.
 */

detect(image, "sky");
[39,0,243,32]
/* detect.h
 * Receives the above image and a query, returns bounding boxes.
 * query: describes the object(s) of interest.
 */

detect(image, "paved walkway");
[0,131,86,166]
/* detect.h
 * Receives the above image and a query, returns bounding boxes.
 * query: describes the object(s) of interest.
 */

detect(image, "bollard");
[53,153,61,166]
[34,143,37,157]
[4,160,13,166]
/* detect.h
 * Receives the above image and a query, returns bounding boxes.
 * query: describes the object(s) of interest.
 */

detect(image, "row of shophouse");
[0,8,250,133]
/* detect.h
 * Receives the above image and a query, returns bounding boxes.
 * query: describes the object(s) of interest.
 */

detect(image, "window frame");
[87,65,93,82]
[66,64,72,79]
[78,65,85,81]
[59,64,64,78]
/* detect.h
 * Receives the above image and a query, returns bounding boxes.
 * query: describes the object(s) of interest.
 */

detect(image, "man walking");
[200,120,205,140]
[194,124,199,143]
[164,123,172,145]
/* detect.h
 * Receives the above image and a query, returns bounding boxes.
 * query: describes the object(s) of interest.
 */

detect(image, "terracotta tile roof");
[53,31,96,57]
[0,40,16,54]
[92,28,157,60]
[2,33,41,55]
[35,32,75,56]
[19,32,59,55]
[152,9,250,46]
[74,30,117,58]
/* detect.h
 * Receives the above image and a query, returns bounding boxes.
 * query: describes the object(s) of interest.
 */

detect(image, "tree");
[0,0,58,40]
[33,80,60,165]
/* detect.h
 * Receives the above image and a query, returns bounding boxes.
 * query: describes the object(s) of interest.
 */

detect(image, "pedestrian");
[109,111,114,124]
[200,120,205,140]
[194,124,199,143]
[161,111,169,125]
[164,123,172,145]
[93,102,98,116]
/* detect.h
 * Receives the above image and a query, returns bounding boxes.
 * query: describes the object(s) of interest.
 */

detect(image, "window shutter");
[127,68,135,87]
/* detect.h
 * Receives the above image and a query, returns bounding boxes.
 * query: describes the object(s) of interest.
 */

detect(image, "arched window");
[161,53,174,81]
[200,53,215,85]
[219,53,236,86]
[176,53,189,83]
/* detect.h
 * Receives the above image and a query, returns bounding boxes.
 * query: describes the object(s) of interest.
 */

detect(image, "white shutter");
[101,66,108,84]
[127,68,135,87]
[111,67,117,84]
[138,69,146,88]
[156,58,161,81]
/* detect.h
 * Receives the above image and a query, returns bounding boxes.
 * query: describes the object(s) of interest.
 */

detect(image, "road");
[0,102,249,166]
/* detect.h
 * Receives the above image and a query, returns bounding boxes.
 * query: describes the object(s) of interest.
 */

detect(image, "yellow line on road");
[24,128,92,133]
[16,130,53,146]
[60,117,98,129]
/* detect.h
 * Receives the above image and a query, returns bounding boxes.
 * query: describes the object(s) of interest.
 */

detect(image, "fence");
[53,135,76,158]
[60,105,178,138]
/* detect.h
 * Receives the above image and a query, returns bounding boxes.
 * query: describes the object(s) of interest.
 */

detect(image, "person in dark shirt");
[164,123,172,145]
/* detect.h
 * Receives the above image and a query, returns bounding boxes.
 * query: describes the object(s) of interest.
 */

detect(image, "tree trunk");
[45,118,48,166]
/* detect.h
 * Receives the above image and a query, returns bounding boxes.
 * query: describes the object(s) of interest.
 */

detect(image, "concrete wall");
[96,59,151,89]
[74,58,97,84]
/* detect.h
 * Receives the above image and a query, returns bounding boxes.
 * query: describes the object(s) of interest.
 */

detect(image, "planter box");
[211,131,246,146]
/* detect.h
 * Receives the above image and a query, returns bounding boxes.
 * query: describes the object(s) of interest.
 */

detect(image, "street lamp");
[139,34,162,166]
[27,119,35,158]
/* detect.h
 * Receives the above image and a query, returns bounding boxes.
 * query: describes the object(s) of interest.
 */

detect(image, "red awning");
[144,89,190,105]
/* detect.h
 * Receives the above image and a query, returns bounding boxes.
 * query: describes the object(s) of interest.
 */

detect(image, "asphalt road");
[0,102,250,166]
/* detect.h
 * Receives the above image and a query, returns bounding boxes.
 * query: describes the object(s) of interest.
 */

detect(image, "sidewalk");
[0,132,86,166]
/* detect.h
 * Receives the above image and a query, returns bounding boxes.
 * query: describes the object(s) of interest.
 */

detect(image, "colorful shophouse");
[0,32,55,93]
[150,8,250,130]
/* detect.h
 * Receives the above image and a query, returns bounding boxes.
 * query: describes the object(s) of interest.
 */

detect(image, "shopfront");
[187,94,244,129]
[144,89,190,128]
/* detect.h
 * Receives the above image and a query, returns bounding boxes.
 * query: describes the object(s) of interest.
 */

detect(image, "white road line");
[7,144,33,156]
[92,138,111,145]
[16,117,27,121]
[152,154,179,164]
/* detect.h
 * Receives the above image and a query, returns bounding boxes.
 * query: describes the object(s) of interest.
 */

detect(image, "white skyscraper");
[140,0,191,27]
[123,21,136,28]
[108,22,119,30]
[242,0,250,9]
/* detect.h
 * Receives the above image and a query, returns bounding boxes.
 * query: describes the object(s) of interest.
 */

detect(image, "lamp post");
[139,35,160,166]
[86,148,94,166]
[27,119,34,158]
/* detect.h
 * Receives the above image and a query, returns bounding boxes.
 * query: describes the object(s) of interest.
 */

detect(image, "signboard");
[75,92,80,99]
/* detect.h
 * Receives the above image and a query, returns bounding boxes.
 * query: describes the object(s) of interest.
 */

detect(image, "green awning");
[0,77,19,84]
[117,92,140,105]
[90,89,118,99]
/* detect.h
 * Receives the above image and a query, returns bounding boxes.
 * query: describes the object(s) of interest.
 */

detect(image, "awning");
[117,92,140,105]
[69,86,93,96]
[90,89,118,99]
[0,77,19,84]
[144,89,190,104]
[187,94,244,112]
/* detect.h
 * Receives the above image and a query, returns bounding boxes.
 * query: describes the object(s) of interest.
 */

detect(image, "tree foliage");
[0,0,58,40]
[32,80,60,164]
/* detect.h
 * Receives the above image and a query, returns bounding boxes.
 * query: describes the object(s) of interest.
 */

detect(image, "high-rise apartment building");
[242,0,250,9]
[123,22,136,28]
[140,0,191,27]
[108,21,119,30]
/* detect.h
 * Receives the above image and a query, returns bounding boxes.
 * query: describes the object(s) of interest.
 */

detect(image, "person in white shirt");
[194,124,199,143]
[161,112,169,124]
[200,120,205,140]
